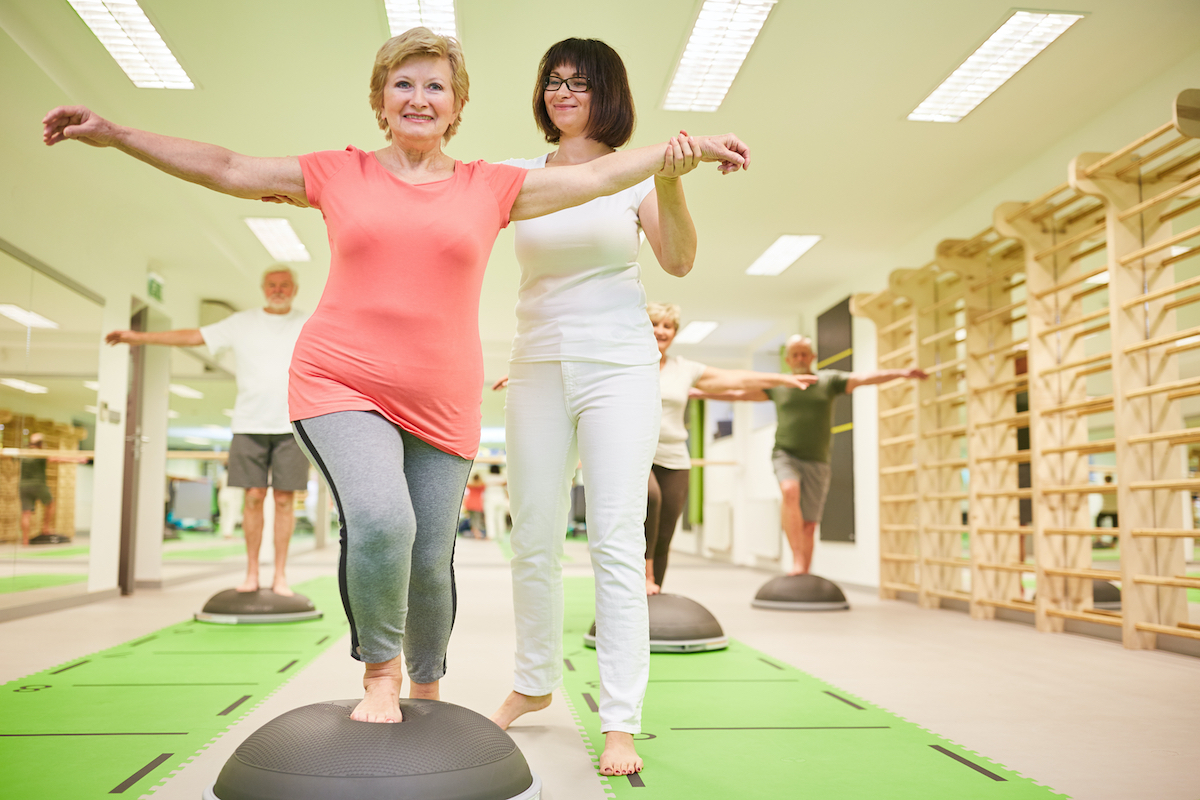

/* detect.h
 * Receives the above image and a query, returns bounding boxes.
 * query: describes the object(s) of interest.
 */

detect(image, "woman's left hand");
[694,133,751,174]
[656,131,702,181]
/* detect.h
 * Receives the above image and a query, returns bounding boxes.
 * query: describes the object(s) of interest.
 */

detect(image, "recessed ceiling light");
[384,0,458,38]
[675,321,720,344]
[908,11,1084,123]
[244,218,311,262]
[0,304,60,329]
[1,378,49,395]
[67,0,194,89]
[663,0,777,112]
[169,384,204,399]
[745,235,822,276]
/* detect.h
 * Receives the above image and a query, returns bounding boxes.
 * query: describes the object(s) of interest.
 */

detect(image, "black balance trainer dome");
[584,593,728,653]
[195,589,322,624]
[1092,579,1122,610]
[753,574,850,611]
[204,699,541,800]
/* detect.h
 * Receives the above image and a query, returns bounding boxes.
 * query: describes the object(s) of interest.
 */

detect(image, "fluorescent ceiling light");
[83,380,100,390]
[908,11,1084,123]
[675,321,720,344]
[84,405,99,414]
[1,378,49,395]
[385,0,458,38]
[745,235,822,276]
[222,409,236,417]
[183,436,210,446]
[67,0,194,89]
[245,218,311,262]
[0,304,59,329]
[167,409,180,419]
[663,0,777,112]
[169,384,204,399]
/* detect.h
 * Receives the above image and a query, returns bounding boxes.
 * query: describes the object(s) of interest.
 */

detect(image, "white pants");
[483,486,508,540]
[506,360,660,733]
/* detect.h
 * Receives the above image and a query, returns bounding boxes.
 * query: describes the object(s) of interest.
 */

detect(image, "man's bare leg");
[790,521,816,575]
[237,487,267,592]
[354,655,404,723]
[20,510,32,545]
[41,501,56,535]
[645,559,660,595]
[491,691,553,730]
[271,489,295,596]
[779,480,811,575]
[599,731,643,775]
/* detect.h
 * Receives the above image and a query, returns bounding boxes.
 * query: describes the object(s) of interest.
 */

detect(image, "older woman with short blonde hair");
[45,27,749,727]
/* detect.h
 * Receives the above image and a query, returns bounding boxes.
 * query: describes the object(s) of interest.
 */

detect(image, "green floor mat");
[16,545,90,559]
[162,544,249,561]
[559,577,1065,799]
[0,573,87,594]
[0,576,346,798]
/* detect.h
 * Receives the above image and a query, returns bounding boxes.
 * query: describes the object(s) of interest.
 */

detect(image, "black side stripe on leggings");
[443,467,471,677]
[293,420,362,660]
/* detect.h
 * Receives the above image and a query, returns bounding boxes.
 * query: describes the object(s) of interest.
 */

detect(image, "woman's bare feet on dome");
[409,680,439,701]
[599,731,642,775]
[353,657,403,723]
[490,691,552,730]
[235,574,259,593]
[271,576,294,597]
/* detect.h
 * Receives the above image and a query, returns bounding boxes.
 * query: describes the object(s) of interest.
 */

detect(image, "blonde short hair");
[786,334,813,350]
[369,27,470,144]
[262,265,297,287]
[646,302,681,330]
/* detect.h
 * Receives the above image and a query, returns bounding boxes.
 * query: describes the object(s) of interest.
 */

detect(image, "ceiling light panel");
[663,0,777,112]
[1,378,49,395]
[244,218,311,262]
[675,321,720,344]
[67,0,194,89]
[908,11,1084,123]
[168,384,204,399]
[0,304,59,329]
[385,0,458,38]
[745,235,822,276]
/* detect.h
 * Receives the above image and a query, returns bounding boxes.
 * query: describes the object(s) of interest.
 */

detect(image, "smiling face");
[543,63,592,139]
[382,56,459,148]
[653,317,677,356]
[261,270,297,312]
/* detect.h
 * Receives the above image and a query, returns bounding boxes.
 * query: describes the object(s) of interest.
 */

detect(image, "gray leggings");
[293,411,472,681]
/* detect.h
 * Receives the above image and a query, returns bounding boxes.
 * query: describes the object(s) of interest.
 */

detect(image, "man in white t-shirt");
[106,266,311,596]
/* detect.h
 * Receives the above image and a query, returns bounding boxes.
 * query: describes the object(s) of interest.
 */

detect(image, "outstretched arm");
[42,106,307,205]
[639,132,699,277]
[689,387,772,403]
[694,367,817,395]
[845,367,928,393]
[510,133,749,221]
[105,329,204,348]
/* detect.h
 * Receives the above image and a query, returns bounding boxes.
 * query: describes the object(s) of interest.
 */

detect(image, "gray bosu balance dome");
[584,593,728,653]
[752,574,850,611]
[203,699,541,800]
[1092,579,1121,610]
[195,588,322,624]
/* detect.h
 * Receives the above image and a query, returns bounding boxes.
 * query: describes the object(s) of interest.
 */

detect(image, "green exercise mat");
[558,577,1065,799]
[0,573,87,594]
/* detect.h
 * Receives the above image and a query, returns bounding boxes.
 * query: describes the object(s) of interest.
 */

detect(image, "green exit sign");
[147,272,164,303]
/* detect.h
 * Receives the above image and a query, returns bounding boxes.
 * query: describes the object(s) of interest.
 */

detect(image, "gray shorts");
[227,433,309,491]
[20,483,52,512]
[771,450,832,523]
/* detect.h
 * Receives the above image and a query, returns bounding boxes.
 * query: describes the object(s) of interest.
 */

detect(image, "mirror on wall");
[0,248,102,613]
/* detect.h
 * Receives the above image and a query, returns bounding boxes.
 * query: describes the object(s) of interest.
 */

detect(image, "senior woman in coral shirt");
[42,27,749,727]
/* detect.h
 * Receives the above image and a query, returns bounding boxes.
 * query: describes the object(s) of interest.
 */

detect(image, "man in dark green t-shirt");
[709,335,926,575]
[19,433,56,545]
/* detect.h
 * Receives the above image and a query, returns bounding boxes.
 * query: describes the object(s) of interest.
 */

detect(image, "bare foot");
[645,578,660,596]
[235,575,260,592]
[409,680,439,701]
[271,578,294,597]
[490,691,552,730]
[599,731,642,776]
[787,568,810,576]
[353,659,403,723]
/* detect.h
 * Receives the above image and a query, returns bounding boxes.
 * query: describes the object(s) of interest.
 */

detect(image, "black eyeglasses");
[543,75,590,92]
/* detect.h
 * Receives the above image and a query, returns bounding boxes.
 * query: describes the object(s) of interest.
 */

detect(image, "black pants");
[644,465,691,588]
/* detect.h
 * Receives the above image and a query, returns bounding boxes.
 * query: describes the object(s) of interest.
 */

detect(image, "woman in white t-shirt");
[644,302,816,595]
[490,38,744,777]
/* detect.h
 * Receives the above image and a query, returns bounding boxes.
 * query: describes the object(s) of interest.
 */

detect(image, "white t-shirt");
[503,155,660,366]
[200,307,310,434]
[654,355,708,469]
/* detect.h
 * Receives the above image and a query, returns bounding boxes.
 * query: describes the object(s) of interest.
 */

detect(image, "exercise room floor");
[2,537,1197,800]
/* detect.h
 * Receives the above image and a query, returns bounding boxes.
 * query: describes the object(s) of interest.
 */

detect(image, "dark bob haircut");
[533,38,636,148]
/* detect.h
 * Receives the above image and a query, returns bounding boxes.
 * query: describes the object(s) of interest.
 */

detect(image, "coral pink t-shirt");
[290,147,526,459]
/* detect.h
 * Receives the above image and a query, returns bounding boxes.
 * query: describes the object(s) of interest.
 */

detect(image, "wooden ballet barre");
[1042,566,1120,581]
[924,556,970,568]
[1162,288,1200,314]
[881,581,919,593]
[1117,223,1200,266]
[879,377,914,392]
[881,433,917,447]
[1130,528,1198,537]
[0,448,92,460]
[975,526,1030,534]
[877,314,915,335]
[1166,336,1200,357]
[919,327,961,347]
[1037,308,1108,339]
[879,404,917,420]
[1047,608,1123,627]
[1134,622,1200,642]
[1040,395,1113,415]
[1028,192,1091,224]
[1123,324,1200,353]
[1068,241,1108,265]
[1132,574,1200,589]
[925,523,968,532]
[881,494,919,503]
[968,262,1025,293]
[925,356,966,373]
[1005,182,1070,223]
[924,492,969,501]
[880,524,918,532]
[1043,527,1114,536]
[976,598,1035,612]
[1071,282,1109,304]
[1162,196,1200,224]
[926,588,971,602]
[976,561,1036,573]
[969,376,1028,394]
[1039,351,1109,376]
[1032,221,1106,261]
[856,289,889,309]
[925,457,968,469]
[1113,133,1192,178]
[689,459,737,467]
[1122,272,1200,309]
[1041,484,1116,495]
[1060,200,1107,229]
[1041,439,1115,455]
[973,301,1025,324]
[1074,322,1112,345]
[918,293,967,316]
[925,424,967,438]
[974,412,1030,429]
[879,464,917,475]
[1126,375,1200,399]
[922,389,967,407]
[1126,428,1200,447]
[1154,147,1200,181]
[969,339,1029,359]
[166,451,229,461]
[975,453,1031,463]
[975,489,1032,498]
[1081,121,1177,177]
[878,346,916,365]
[1128,478,1200,492]
[1117,173,1200,222]
[880,552,919,562]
